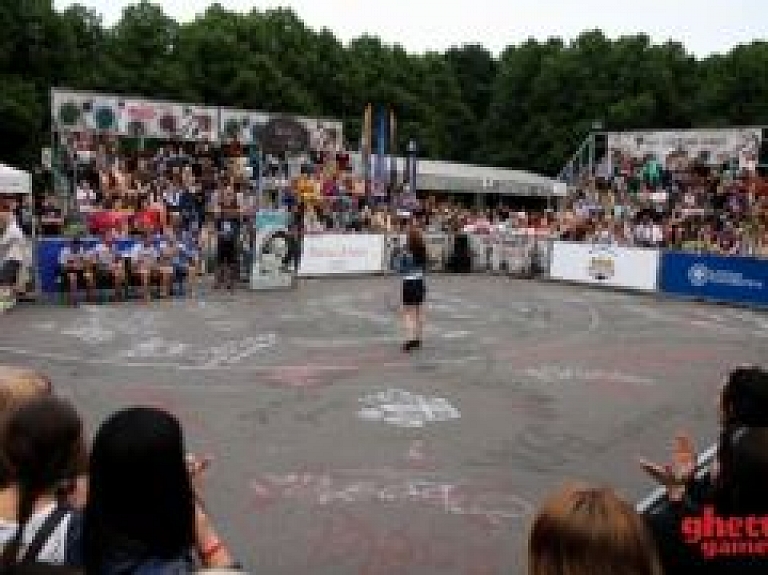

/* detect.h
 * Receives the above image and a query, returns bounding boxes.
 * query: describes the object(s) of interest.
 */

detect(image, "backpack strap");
[20,506,69,565]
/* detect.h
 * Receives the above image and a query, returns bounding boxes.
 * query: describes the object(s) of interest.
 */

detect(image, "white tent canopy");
[0,163,31,196]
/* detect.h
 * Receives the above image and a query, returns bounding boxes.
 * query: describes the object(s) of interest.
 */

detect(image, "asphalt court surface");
[1,275,766,575]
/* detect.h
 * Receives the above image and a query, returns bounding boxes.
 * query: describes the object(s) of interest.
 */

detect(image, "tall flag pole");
[375,105,388,196]
[362,103,372,197]
[389,107,397,197]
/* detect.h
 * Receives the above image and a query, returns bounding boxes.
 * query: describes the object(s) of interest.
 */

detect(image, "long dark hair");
[406,228,427,268]
[0,397,85,567]
[83,408,196,573]
[715,426,768,515]
[715,367,768,514]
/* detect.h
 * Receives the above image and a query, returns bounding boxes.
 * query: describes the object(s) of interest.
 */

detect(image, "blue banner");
[36,237,139,293]
[660,252,768,307]
[376,106,388,186]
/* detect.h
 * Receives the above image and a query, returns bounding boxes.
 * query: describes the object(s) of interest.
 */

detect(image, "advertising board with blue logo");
[660,252,768,307]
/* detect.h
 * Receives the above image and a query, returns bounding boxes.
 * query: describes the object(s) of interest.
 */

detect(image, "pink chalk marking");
[306,511,504,575]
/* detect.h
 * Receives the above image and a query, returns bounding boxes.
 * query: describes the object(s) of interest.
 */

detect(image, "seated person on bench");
[87,232,127,301]
[58,234,93,305]
[128,233,162,303]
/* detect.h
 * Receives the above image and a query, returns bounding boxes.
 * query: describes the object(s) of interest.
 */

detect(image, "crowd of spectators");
[5,130,768,309]
[1,363,766,574]
[559,146,768,255]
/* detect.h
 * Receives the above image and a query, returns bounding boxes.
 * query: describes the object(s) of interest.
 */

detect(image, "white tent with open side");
[0,163,31,196]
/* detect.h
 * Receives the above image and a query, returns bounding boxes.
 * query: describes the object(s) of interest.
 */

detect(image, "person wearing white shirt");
[650,223,664,247]
[76,181,97,213]
[0,206,26,310]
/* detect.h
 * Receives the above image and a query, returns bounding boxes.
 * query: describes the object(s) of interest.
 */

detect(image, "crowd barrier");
[292,231,548,278]
[547,241,768,308]
[659,251,768,308]
[37,237,140,293]
[31,234,768,309]
[549,242,660,292]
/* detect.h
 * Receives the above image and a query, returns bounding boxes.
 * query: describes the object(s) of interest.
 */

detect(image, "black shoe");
[402,340,415,352]
[413,339,422,349]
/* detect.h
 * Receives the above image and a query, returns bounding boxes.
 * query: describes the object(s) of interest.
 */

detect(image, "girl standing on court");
[397,227,428,352]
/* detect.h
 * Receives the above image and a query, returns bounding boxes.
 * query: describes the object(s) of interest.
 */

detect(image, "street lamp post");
[407,139,417,198]
[587,120,603,179]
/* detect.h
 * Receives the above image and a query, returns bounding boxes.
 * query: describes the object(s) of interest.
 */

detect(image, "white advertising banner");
[550,242,660,291]
[299,234,386,276]
[606,128,762,165]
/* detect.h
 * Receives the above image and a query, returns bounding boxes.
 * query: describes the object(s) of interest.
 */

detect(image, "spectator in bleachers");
[39,197,63,238]
[529,484,662,575]
[0,397,86,567]
[83,407,236,574]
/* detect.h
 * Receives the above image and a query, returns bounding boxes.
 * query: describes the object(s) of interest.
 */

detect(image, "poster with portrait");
[249,210,295,290]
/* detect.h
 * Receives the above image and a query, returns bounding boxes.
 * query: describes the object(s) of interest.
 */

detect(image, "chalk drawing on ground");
[251,469,533,526]
[40,308,166,345]
[114,334,277,367]
[357,389,461,428]
[523,365,657,387]
[117,337,188,359]
[59,316,115,344]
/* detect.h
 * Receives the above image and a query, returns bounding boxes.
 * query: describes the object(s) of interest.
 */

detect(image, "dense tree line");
[2,0,768,176]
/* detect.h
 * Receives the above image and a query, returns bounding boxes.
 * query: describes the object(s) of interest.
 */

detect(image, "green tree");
[2,1,768,175]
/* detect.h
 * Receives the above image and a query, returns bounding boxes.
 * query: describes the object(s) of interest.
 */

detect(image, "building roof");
[351,153,564,197]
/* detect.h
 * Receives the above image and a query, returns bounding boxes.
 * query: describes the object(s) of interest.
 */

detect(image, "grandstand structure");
[559,126,768,186]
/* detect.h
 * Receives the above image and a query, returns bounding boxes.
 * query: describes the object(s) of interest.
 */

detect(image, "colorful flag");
[362,104,372,196]
[389,107,397,189]
[375,105,388,192]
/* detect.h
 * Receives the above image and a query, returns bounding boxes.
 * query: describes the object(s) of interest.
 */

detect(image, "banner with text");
[606,128,762,165]
[299,234,386,276]
[550,242,660,291]
[660,252,768,307]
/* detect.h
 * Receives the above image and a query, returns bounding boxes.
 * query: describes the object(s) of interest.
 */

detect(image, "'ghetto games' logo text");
[682,506,768,558]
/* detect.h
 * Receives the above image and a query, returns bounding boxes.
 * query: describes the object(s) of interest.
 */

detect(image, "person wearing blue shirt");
[395,227,428,352]
[170,230,201,296]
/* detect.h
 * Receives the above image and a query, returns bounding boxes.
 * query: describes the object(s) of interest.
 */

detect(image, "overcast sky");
[54,0,766,58]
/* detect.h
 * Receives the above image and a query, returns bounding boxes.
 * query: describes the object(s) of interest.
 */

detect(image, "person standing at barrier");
[397,227,428,352]
[213,187,242,292]
[0,203,25,312]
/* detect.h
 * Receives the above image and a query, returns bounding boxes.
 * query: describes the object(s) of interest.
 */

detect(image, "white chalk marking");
[357,388,461,428]
[523,365,656,387]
